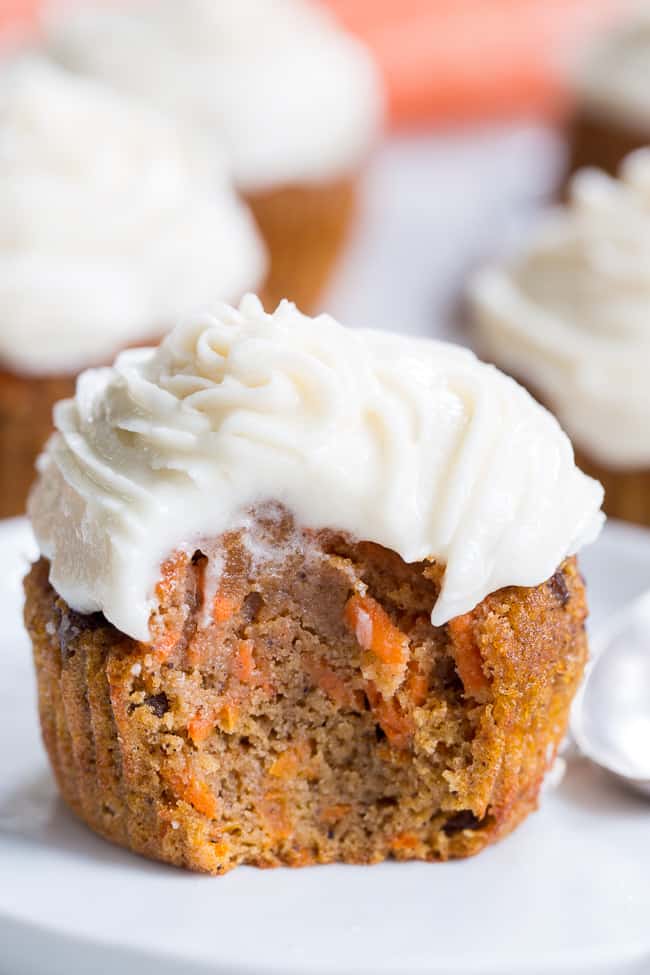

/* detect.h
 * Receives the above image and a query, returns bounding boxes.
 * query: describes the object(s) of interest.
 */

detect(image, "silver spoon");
[571,589,650,799]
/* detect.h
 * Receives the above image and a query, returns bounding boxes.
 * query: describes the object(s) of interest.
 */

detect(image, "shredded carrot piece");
[167,767,219,819]
[188,712,214,745]
[212,590,240,624]
[210,839,229,858]
[390,832,420,852]
[319,803,352,826]
[233,640,255,683]
[366,682,414,749]
[268,748,300,779]
[258,790,293,840]
[447,613,489,697]
[344,593,409,667]
[217,702,239,733]
[184,777,219,819]
[406,661,429,707]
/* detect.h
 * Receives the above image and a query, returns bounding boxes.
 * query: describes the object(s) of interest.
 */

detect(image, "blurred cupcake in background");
[567,7,650,181]
[46,0,384,313]
[470,150,650,527]
[0,55,266,518]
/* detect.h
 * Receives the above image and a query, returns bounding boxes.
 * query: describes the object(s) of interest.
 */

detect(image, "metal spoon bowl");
[571,590,650,798]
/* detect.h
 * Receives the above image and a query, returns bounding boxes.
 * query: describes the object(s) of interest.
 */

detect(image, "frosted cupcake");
[472,150,650,526]
[0,56,265,518]
[25,295,602,874]
[46,0,384,313]
[567,9,650,180]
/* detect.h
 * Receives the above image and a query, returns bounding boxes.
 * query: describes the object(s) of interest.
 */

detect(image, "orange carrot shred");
[366,682,414,749]
[212,591,240,624]
[188,713,214,745]
[447,613,489,697]
[345,593,409,667]
[233,640,255,683]
[217,702,239,733]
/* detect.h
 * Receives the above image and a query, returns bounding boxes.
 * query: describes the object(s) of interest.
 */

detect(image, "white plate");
[1,516,650,975]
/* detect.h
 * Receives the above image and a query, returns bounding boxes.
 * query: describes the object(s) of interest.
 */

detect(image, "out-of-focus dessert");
[25,295,603,874]
[472,149,650,525]
[46,0,384,312]
[0,55,265,516]
[567,9,650,180]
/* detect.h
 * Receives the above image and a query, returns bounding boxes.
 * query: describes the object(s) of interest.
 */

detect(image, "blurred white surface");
[326,123,564,341]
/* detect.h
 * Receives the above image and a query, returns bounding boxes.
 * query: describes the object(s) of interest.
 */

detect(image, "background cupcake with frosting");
[567,6,650,182]
[0,54,265,518]
[45,0,384,314]
[471,149,650,527]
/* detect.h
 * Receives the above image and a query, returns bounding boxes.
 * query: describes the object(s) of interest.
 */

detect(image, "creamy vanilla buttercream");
[472,149,650,470]
[45,0,383,193]
[0,56,266,376]
[578,8,650,129]
[29,295,604,642]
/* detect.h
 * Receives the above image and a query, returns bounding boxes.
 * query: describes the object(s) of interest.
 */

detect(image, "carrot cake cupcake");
[471,149,650,525]
[24,295,603,875]
[46,0,384,314]
[0,55,265,518]
[567,9,650,181]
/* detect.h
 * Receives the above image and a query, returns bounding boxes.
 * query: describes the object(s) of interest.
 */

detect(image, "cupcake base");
[25,509,589,875]
[574,450,650,528]
[247,179,357,314]
[566,109,649,185]
[0,368,75,519]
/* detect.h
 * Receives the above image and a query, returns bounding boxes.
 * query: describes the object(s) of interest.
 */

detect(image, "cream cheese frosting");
[29,294,604,643]
[45,0,383,193]
[0,55,266,376]
[578,7,650,129]
[471,149,650,470]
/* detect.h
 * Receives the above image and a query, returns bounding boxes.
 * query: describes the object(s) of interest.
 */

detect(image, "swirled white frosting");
[471,149,650,469]
[0,55,266,376]
[45,0,383,193]
[578,8,650,128]
[29,295,604,642]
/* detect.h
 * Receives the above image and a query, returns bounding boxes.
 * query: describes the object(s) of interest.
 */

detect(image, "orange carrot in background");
[0,1,628,124]
[324,0,624,125]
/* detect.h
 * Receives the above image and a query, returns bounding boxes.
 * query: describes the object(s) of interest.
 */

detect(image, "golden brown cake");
[25,297,604,874]
[249,179,357,314]
[0,56,265,518]
[0,370,74,519]
[25,515,589,874]
[566,109,649,184]
[573,452,650,527]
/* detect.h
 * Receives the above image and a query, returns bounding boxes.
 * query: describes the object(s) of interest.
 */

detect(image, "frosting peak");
[30,296,604,642]
[471,149,650,468]
[0,55,266,375]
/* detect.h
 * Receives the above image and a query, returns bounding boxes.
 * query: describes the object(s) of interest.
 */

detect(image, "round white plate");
[1,516,649,975]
